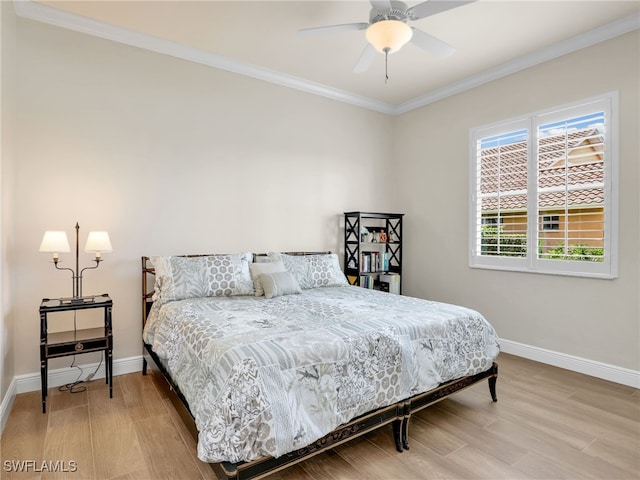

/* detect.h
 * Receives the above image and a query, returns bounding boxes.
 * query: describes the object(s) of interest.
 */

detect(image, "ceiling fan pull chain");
[384,47,389,84]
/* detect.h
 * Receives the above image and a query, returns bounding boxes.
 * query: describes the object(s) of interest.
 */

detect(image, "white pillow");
[268,253,349,289]
[249,260,286,296]
[259,271,302,299]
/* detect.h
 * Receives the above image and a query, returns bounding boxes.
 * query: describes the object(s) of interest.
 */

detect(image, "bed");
[141,252,499,480]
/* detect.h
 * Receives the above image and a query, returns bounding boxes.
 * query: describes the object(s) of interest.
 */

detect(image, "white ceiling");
[17,0,640,114]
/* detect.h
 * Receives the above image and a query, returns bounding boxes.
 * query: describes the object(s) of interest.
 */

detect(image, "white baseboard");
[0,355,143,435]
[499,339,640,388]
[0,377,17,434]
[15,355,143,394]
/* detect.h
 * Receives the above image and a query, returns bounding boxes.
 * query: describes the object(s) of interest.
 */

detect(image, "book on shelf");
[360,251,389,273]
[361,253,370,273]
[381,252,389,271]
[359,275,375,289]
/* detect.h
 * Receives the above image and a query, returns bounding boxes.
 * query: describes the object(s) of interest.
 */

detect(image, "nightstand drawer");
[46,336,108,357]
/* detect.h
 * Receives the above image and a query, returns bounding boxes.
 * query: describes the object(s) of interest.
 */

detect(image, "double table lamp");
[39,222,112,302]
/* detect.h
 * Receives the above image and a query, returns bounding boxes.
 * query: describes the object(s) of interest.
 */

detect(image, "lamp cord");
[58,311,103,394]
[58,355,102,394]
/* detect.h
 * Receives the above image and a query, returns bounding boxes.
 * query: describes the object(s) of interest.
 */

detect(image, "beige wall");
[1,0,17,406]
[9,17,395,377]
[2,8,638,406]
[393,31,639,371]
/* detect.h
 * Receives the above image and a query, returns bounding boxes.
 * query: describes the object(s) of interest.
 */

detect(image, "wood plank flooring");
[2,353,638,479]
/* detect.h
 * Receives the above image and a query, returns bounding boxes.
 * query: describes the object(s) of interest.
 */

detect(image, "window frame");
[468,92,618,279]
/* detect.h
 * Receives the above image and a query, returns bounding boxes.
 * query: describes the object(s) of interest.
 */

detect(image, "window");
[542,215,559,231]
[469,93,618,278]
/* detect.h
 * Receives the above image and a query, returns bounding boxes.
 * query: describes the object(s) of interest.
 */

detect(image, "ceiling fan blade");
[353,44,377,73]
[410,27,456,57]
[408,0,476,20]
[298,23,369,37]
[370,0,392,11]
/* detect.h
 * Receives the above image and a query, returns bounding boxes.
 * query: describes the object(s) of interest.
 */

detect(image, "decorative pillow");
[307,254,350,287]
[267,253,312,289]
[267,253,349,289]
[259,271,302,299]
[150,253,254,304]
[249,260,286,296]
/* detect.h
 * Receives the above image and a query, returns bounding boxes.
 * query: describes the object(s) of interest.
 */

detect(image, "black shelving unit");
[344,211,403,294]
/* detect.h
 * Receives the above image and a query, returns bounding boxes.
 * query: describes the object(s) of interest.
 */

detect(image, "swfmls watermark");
[3,460,78,473]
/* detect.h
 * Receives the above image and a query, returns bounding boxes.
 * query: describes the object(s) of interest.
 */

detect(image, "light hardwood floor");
[2,353,638,479]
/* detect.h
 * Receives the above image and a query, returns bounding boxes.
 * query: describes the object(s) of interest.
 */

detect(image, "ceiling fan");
[299,0,475,77]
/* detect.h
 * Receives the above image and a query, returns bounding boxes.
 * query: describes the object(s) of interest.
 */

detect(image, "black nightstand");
[39,294,113,413]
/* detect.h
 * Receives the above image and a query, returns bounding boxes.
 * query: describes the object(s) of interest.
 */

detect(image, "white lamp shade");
[366,20,413,54]
[39,231,71,253]
[84,231,113,253]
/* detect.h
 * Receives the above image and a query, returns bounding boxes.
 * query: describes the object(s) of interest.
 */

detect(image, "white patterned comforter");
[143,286,500,463]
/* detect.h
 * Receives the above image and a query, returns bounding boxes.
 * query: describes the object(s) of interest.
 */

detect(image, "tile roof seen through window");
[480,128,604,212]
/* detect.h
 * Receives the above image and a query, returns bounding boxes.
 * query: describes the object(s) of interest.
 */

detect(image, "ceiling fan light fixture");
[366,20,413,54]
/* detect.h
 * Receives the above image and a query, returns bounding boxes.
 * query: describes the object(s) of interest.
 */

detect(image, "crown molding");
[13,1,639,116]
[395,12,640,115]
[13,0,396,115]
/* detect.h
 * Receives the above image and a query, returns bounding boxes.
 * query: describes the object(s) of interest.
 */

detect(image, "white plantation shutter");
[471,123,529,271]
[536,111,606,262]
[470,93,618,278]
[478,129,528,257]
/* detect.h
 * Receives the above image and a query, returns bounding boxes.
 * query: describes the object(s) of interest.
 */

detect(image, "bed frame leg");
[488,363,498,402]
[488,376,497,402]
[401,416,410,451]
[392,401,411,452]
[401,400,411,450]
[142,357,148,376]
[392,419,403,453]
